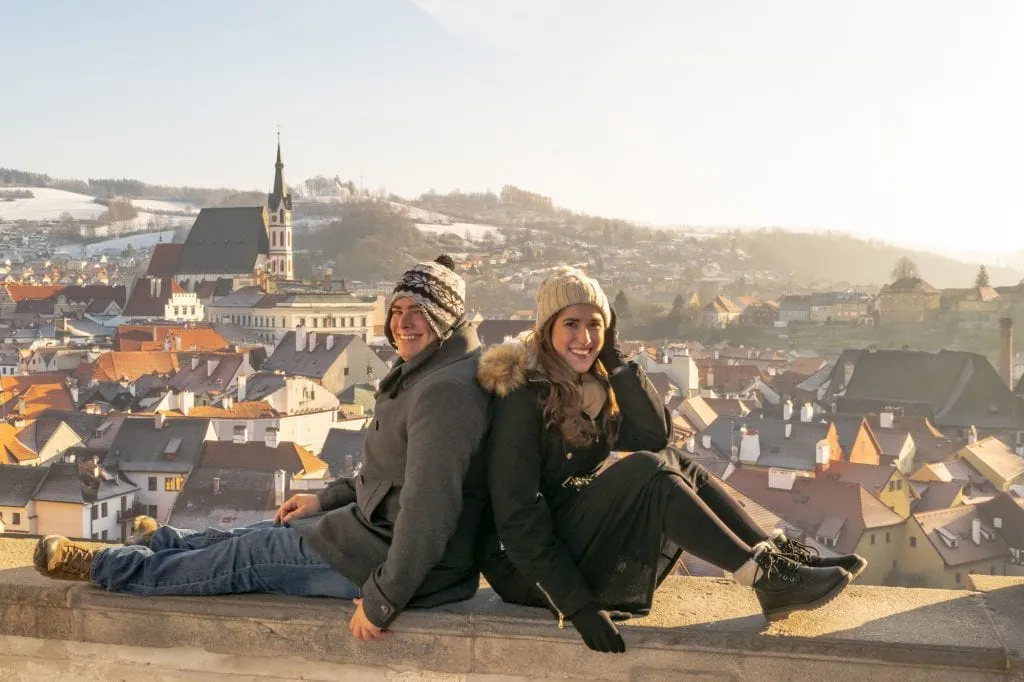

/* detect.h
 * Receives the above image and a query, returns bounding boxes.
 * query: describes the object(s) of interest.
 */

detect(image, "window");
[272,231,277,246]
[101,530,108,540]
[896,479,903,490]
[886,532,891,544]
[91,506,98,521]
[148,477,157,491]
[121,496,127,511]
[955,572,962,584]
[12,512,21,525]
[165,476,184,492]
[991,565,996,575]
[870,534,876,545]
[909,536,917,548]
[92,533,99,540]
[344,367,350,376]
[190,307,195,315]
[312,318,318,328]
[147,505,158,518]
[361,316,367,327]
[101,502,108,518]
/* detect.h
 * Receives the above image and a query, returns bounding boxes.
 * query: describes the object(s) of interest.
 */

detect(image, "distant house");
[903,500,1010,589]
[106,415,216,524]
[699,296,742,329]
[778,295,811,324]
[955,436,1024,493]
[33,461,140,541]
[824,348,1024,435]
[876,277,941,325]
[939,287,1001,328]
[725,467,905,586]
[0,464,49,533]
[739,301,779,327]
[262,328,389,394]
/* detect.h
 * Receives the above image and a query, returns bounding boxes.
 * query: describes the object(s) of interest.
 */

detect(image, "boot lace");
[61,544,94,576]
[756,550,801,584]
[776,535,818,564]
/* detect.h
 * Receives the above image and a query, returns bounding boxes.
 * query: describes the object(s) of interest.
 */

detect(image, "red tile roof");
[92,351,180,383]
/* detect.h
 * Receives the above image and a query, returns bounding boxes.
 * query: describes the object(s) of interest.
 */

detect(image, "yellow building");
[901,505,1008,589]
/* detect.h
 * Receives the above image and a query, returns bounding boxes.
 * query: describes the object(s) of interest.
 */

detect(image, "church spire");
[268,132,292,211]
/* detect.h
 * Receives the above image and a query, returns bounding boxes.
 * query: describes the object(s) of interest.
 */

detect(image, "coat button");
[566,452,573,460]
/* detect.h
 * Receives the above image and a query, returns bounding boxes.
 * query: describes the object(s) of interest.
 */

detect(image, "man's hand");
[348,598,387,641]
[273,494,321,524]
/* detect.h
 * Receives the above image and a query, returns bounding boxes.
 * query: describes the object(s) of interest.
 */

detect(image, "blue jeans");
[90,517,360,599]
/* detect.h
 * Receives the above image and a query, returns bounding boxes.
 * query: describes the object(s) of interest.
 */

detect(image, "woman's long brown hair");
[529,318,621,448]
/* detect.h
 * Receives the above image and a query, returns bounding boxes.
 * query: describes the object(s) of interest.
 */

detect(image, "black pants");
[659,453,770,572]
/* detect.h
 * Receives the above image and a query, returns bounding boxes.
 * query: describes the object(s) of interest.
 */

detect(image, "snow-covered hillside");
[55,230,179,257]
[415,222,502,243]
[0,188,107,221]
[0,187,194,231]
[131,198,198,214]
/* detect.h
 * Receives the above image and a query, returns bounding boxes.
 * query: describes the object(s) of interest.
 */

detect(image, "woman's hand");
[569,603,626,653]
[598,308,623,371]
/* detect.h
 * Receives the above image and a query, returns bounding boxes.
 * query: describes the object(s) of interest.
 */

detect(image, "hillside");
[731,228,1024,289]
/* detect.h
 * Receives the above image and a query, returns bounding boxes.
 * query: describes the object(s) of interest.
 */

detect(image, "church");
[146,139,294,290]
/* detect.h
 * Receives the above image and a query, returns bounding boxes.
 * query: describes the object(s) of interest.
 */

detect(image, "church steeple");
[268,134,292,211]
[266,132,293,280]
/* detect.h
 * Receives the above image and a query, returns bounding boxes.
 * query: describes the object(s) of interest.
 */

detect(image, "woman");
[476,267,865,653]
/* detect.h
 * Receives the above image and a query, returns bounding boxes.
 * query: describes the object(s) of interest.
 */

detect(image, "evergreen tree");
[613,290,631,321]
[975,265,991,288]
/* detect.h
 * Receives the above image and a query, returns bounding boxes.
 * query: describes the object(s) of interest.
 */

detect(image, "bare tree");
[890,257,919,282]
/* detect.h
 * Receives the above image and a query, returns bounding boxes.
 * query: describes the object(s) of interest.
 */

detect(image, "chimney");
[175,335,182,351]
[154,412,165,430]
[207,358,219,375]
[308,332,317,352]
[232,424,248,444]
[163,335,171,351]
[800,403,814,423]
[326,335,335,351]
[843,361,855,390]
[237,374,247,402]
[701,434,712,450]
[149,278,156,298]
[70,385,79,405]
[295,325,307,353]
[739,427,760,463]
[180,390,194,417]
[191,356,200,371]
[879,410,894,429]
[785,423,793,439]
[706,370,714,389]
[223,395,233,410]
[815,440,831,475]
[999,317,1013,390]
[685,435,696,453]
[782,399,793,421]
[213,477,221,494]
[968,425,978,445]
[972,517,982,545]
[323,268,332,291]
[344,454,355,478]
[265,426,280,448]
[274,469,287,507]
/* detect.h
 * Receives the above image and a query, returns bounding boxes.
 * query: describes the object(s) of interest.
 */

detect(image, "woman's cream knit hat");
[535,266,611,331]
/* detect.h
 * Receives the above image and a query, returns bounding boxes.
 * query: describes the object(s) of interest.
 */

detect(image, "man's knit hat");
[385,254,466,347]
[535,266,611,331]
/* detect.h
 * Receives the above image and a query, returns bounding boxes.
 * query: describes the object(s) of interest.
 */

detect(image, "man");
[34,254,491,639]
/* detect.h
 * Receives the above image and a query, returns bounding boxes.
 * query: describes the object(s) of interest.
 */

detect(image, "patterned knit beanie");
[535,266,611,331]
[385,254,466,347]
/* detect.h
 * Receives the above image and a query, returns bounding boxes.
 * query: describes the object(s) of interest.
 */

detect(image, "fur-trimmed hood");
[477,335,540,397]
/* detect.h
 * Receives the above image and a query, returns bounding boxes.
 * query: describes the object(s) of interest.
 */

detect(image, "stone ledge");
[0,556,1022,681]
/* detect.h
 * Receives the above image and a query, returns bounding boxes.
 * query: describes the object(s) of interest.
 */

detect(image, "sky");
[2,1,1023,254]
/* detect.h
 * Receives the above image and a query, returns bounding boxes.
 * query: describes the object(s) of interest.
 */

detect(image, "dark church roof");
[177,207,270,275]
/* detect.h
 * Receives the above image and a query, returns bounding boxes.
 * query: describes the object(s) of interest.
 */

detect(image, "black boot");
[771,530,868,579]
[743,549,851,621]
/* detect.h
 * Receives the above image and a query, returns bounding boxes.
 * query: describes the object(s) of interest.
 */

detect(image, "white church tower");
[266,135,293,279]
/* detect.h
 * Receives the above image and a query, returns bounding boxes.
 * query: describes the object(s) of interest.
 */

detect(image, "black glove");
[569,603,626,653]
[598,308,624,371]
